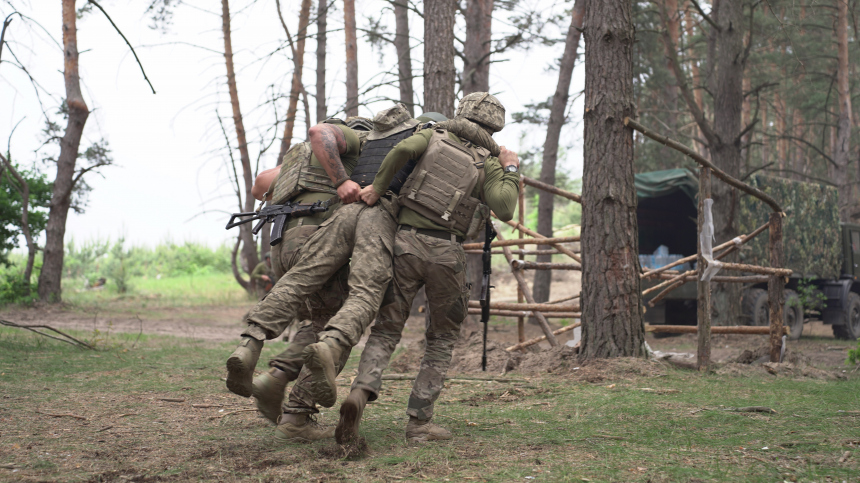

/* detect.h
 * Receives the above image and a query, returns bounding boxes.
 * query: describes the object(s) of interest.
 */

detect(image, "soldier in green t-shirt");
[333,93,520,444]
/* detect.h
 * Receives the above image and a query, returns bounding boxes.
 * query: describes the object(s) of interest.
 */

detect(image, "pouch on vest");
[398,129,490,234]
[270,142,337,205]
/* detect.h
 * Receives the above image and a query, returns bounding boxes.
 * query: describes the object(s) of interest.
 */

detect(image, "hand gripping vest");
[349,127,417,192]
[399,128,490,235]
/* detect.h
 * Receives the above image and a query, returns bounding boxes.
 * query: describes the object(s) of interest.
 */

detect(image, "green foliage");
[847,342,860,365]
[0,266,38,306]
[106,235,132,294]
[795,277,827,314]
[0,155,52,265]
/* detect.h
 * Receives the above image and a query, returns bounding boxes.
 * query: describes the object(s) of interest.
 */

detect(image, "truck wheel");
[784,290,804,340]
[742,288,769,326]
[833,292,860,340]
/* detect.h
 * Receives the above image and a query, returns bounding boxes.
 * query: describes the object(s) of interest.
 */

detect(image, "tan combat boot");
[405,416,452,443]
[252,367,291,425]
[335,388,370,444]
[274,414,335,442]
[225,337,264,397]
[301,338,344,408]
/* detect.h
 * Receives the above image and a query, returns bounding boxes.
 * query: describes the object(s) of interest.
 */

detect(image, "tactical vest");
[270,141,336,205]
[399,129,490,236]
[349,127,416,191]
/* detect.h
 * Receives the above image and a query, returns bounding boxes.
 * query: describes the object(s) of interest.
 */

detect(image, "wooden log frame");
[624,118,783,213]
[521,175,582,204]
[464,249,562,256]
[647,325,789,335]
[511,260,582,271]
[493,215,583,264]
[697,167,712,371]
[548,293,581,304]
[506,323,580,352]
[467,301,580,312]
[461,236,579,250]
[467,308,581,318]
[493,228,560,346]
[641,221,770,279]
[650,274,770,283]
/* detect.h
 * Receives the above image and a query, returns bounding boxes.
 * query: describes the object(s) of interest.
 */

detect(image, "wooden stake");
[769,212,785,362]
[697,167,712,371]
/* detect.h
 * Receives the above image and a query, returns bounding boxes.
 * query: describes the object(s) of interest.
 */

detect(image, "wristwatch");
[504,164,519,174]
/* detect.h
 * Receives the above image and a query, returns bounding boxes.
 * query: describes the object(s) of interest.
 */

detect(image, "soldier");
[339,92,520,443]
[250,253,274,297]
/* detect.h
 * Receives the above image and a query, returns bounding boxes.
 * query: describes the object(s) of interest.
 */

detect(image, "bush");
[0,269,37,306]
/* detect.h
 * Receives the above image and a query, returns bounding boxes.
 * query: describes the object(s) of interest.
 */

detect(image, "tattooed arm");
[308,123,360,203]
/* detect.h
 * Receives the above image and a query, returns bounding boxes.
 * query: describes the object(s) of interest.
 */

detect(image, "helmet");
[455,92,505,133]
[416,112,448,123]
[345,116,373,132]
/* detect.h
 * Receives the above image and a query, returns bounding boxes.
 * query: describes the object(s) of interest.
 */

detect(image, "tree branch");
[87,0,156,94]
[689,0,720,31]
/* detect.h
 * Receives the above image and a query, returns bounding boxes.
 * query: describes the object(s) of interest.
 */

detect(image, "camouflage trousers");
[245,199,397,348]
[352,228,470,421]
[249,224,352,414]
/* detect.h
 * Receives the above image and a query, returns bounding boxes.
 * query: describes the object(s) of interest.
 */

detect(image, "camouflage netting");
[738,175,841,278]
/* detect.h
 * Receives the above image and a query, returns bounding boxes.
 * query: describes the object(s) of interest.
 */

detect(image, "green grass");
[0,326,857,482]
[61,272,251,309]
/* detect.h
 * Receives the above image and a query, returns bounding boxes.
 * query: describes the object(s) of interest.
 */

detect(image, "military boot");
[405,416,452,443]
[335,388,370,444]
[274,414,335,442]
[252,367,293,425]
[301,338,344,408]
[225,337,264,397]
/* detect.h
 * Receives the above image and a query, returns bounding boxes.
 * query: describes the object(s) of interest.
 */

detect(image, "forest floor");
[1,287,858,482]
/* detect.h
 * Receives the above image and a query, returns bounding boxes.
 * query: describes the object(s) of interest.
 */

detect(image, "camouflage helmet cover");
[345,116,373,132]
[368,103,419,141]
[455,92,505,133]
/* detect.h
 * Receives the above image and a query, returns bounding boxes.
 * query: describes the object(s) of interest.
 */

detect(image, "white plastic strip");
[700,198,723,281]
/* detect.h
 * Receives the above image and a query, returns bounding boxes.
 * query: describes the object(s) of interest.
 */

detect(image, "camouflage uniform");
[351,93,519,423]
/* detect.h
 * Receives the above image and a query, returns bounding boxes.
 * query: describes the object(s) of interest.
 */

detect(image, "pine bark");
[316,0,327,123]
[580,0,645,358]
[38,0,90,302]
[393,0,415,116]
[222,0,256,293]
[277,0,313,161]
[462,0,494,95]
[424,0,456,117]
[344,0,358,117]
[533,0,585,305]
[834,0,852,221]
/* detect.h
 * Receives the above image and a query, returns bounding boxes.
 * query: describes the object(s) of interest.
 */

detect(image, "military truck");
[636,169,860,340]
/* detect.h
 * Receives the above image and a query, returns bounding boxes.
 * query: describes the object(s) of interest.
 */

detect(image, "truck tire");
[742,288,768,326]
[833,292,860,340]
[784,290,804,340]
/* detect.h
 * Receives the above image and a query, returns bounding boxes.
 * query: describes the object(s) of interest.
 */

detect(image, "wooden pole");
[697,167,711,371]
[464,249,562,256]
[647,325,788,335]
[468,308,580,318]
[505,322,580,351]
[521,175,582,203]
[768,212,785,362]
[495,229,559,346]
[518,178,526,344]
[512,260,581,271]
[493,216,582,263]
[467,301,580,312]
[461,236,580,250]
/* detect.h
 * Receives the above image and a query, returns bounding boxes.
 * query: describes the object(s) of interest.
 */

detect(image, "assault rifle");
[225,200,329,246]
[480,220,497,371]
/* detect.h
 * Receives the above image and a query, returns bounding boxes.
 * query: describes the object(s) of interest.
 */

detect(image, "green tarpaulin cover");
[635,169,698,201]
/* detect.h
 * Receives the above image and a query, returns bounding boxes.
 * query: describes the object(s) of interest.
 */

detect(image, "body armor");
[399,128,490,236]
[270,142,336,205]
[349,127,417,192]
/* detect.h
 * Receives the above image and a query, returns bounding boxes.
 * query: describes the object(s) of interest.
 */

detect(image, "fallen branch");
[506,323,580,352]
[728,406,776,414]
[35,410,87,420]
[381,374,528,383]
[208,408,257,420]
[158,398,185,403]
[0,319,95,350]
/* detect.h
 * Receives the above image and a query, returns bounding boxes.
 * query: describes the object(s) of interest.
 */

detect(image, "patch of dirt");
[317,437,368,460]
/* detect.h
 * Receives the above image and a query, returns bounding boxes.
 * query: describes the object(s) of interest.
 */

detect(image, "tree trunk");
[580,0,645,358]
[834,0,852,221]
[344,0,358,117]
[424,0,456,117]
[683,2,706,157]
[393,0,415,116]
[533,0,585,305]
[316,0,327,124]
[222,0,256,293]
[462,0,494,95]
[662,0,680,128]
[276,0,312,161]
[707,0,745,327]
[37,0,90,302]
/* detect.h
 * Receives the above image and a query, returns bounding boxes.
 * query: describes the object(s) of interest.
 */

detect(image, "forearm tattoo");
[316,125,349,183]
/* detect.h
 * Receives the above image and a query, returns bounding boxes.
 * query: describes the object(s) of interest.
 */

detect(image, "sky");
[1,0,584,248]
